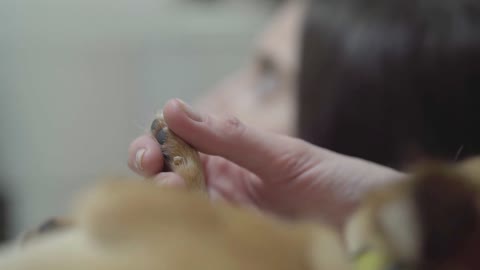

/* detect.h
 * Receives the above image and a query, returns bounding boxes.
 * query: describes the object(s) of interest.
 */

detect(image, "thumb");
[161,99,334,182]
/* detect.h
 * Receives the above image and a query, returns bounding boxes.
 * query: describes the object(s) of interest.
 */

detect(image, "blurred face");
[194,1,305,136]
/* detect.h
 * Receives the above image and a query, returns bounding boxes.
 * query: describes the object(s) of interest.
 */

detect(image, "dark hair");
[298,0,480,169]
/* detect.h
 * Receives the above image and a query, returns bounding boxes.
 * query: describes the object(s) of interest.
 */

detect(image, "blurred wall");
[0,0,272,238]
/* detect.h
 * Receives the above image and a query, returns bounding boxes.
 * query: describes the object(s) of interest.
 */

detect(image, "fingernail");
[135,148,146,171]
[176,99,203,122]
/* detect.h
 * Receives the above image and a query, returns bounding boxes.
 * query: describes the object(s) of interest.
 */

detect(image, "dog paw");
[150,113,206,191]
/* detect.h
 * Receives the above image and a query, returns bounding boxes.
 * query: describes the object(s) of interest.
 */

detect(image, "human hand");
[128,99,403,226]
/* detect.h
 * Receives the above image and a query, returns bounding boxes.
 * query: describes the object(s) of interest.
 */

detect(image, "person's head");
[195,0,305,136]
[298,0,480,169]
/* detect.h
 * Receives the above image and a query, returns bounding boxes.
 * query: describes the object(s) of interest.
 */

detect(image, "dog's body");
[1,114,479,269]
[0,180,348,270]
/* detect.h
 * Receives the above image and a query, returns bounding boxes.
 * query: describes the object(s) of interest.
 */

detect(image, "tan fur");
[0,180,349,270]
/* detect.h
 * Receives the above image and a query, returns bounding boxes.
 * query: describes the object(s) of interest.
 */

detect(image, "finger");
[152,172,186,188]
[128,135,164,177]
[162,99,333,181]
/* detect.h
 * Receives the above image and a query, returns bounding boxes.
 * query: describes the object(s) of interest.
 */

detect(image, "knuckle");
[220,114,246,139]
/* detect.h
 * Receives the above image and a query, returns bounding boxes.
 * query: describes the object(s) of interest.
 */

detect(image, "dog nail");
[135,148,146,171]
[156,128,168,145]
[176,99,203,122]
[150,118,161,133]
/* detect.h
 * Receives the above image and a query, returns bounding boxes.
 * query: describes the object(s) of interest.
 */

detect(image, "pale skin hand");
[128,99,404,226]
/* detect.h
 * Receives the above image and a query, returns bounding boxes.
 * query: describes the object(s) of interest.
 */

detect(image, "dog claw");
[156,128,168,145]
[150,118,161,133]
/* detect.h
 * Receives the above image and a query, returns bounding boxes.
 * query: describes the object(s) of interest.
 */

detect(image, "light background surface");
[0,0,273,236]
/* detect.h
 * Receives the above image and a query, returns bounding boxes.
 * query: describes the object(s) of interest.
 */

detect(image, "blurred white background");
[0,0,274,237]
